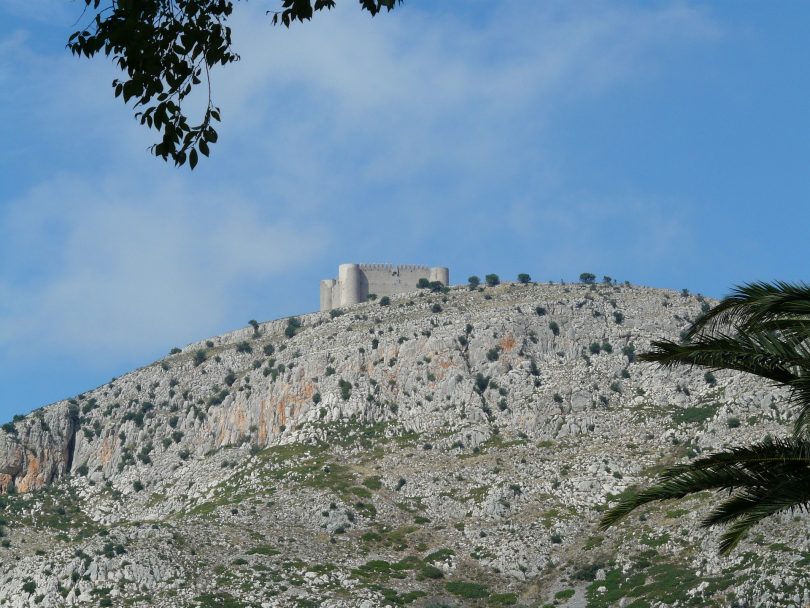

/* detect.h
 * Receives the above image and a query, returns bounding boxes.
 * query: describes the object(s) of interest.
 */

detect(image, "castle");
[320,263,450,311]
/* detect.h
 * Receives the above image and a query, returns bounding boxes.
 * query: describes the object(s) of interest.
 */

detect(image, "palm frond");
[599,437,810,553]
[613,281,810,555]
[702,477,810,527]
[640,332,799,385]
[687,281,810,339]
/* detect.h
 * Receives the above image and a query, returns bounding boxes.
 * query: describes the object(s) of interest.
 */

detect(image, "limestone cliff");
[0,282,805,608]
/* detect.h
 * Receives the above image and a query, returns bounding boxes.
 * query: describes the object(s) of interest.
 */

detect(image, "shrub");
[193,350,207,366]
[178,449,190,460]
[431,303,443,313]
[486,347,500,362]
[681,288,690,297]
[421,564,444,579]
[535,306,546,316]
[589,342,601,355]
[1,422,16,436]
[312,392,321,404]
[485,274,500,287]
[474,373,490,393]
[235,341,252,354]
[579,272,596,284]
[601,340,613,353]
[224,371,237,386]
[379,296,391,306]
[132,480,144,492]
[169,347,182,355]
[122,411,145,428]
[610,381,621,393]
[517,273,531,284]
[622,343,636,362]
[329,308,343,318]
[248,319,259,335]
[548,321,560,336]
[727,416,741,428]
[468,276,480,290]
[75,464,89,476]
[416,277,431,289]
[704,371,717,386]
[338,379,352,401]
[263,344,275,356]
[553,393,563,404]
[285,317,302,338]
[445,581,489,599]
[22,581,36,594]
[613,311,624,324]
[602,275,613,284]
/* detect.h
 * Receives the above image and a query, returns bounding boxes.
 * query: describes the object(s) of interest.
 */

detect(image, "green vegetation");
[285,317,302,338]
[193,592,248,608]
[445,580,489,598]
[671,403,720,426]
[338,379,352,401]
[193,350,207,366]
[362,476,383,490]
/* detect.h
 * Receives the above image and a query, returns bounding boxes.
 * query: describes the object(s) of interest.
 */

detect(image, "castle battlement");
[320,263,449,311]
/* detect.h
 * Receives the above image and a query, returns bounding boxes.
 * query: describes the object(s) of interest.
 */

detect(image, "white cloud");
[0,173,328,362]
[198,0,719,219]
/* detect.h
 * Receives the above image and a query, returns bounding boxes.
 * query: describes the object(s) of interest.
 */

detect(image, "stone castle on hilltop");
[320,263,449,311]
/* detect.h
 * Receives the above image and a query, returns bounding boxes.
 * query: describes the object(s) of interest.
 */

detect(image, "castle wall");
[320,264,450,311]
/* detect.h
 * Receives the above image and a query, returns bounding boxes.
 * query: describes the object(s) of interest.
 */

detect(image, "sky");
[0,1,808,419]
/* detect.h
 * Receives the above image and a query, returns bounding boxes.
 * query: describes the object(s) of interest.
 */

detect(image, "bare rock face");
[0,403,77,492]
[0,283,805,608]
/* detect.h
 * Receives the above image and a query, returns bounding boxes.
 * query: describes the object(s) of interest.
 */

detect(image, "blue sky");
[0,1,808,419]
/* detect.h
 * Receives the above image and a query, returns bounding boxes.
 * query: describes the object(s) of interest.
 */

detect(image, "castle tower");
[320,279,336,311]
[338,263,363,306]
[429,267,450,286]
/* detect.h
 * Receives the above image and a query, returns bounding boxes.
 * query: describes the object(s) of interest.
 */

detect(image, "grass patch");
[671,403,720,426]
[446,581,489,599]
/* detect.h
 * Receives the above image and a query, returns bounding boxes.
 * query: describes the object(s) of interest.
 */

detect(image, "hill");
[0,282,806,607]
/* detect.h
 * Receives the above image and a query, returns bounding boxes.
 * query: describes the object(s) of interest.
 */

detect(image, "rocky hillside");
[0,282,807,608]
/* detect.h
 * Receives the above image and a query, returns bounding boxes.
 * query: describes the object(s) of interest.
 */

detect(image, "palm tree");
[600,281,810,554]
